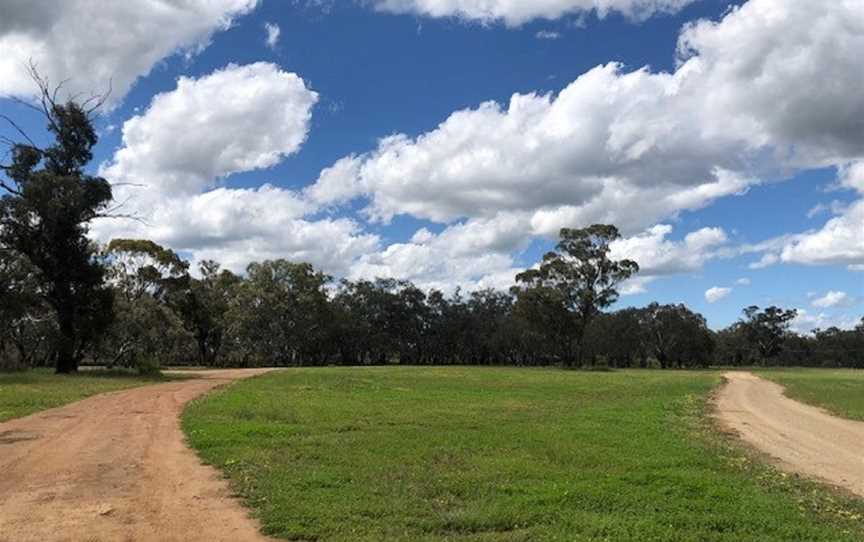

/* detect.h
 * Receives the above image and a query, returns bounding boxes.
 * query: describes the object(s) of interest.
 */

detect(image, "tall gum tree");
[0,71,115,373]
[514,225,639,367]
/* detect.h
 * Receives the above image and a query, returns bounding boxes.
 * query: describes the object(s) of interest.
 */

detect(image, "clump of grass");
[183,367,864,541]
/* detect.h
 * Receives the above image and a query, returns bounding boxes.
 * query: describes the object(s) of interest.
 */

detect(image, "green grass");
[183,367,864,541]
[757,368,864,421]
[0,368,166,422]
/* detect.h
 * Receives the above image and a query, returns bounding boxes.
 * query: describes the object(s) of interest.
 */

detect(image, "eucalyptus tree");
[637,303,715,368]
[0,72,114,373]
[740,305,798,362]
[514,225,639,366]
[227,260,332,366]
[0,249,55,368]
[100,239,191,369]
[172,261,240,366]
[583,308,644,368]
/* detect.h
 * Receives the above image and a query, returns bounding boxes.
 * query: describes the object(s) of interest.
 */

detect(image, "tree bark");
[55,307,77,374]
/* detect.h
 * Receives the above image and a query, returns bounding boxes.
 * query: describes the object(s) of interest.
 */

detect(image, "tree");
[715,323,753,366]
[172,261,240,366]
[105,239,189,300]
[637,303,715,368]
[583,309,644,368]
[0,248,56,368]
[740,305,798,362]
[514,225,639,366]
[101,240,192,370]
[226,260,332,366]
[0,73,114,373]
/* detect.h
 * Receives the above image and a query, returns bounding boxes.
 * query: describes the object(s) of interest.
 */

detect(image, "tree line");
[2,83,863,373]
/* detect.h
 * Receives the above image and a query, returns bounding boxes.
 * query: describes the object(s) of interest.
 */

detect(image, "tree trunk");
[56,307,77,374]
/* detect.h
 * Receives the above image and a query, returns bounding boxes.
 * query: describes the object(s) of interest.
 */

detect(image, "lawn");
[0,368,166,422]
[183,367,864,541]
[757,368,864,421]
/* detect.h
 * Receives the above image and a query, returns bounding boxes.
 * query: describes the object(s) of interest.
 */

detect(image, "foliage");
[0,249,56,369]
[2,190,861,370]
[225,261,332,366]
[740,305,799,360]
[99,239,192,371]
[170,261,240,366]
[0,78,114,373]
[582,303,715,368]
[637,303,715,368]
[514,225,638,366]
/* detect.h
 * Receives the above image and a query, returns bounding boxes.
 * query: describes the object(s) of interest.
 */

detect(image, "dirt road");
[0,369,276,542]
[715,371,864,497]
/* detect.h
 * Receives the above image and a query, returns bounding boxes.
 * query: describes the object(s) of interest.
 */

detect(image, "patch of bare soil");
[715,371,864,497]
[0,369,276,542]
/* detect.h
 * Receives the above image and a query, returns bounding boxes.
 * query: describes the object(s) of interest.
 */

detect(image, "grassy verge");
[0,368,167,422]
[183,367,864,541]
[756,368,864,421]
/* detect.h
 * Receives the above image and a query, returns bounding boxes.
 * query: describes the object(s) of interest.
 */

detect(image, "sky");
[0,0,862,332]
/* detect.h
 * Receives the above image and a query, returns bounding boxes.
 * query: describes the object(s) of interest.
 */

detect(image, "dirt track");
[0,369,276,542]
[715,371,864,497]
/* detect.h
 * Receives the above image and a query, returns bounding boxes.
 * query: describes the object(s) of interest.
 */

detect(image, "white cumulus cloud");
[311,0,864,263]
[370,0,697,26]
[348,213,529,292]
[609,224,729,276]
[705,287,732,304]
[0,0,259,105]
[812,291,854,309]
[791,309,861,334]
[751,163,864,270]
[94,63,379,275]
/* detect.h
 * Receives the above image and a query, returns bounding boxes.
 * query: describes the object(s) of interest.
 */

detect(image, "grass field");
[0,368,166,422]
[757,368,864,421]
[183,367,864,541]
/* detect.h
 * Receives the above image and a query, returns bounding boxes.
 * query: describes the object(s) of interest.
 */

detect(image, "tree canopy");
[0,75,114,373]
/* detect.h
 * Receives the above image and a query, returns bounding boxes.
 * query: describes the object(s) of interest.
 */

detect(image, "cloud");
[609,224,729,276]
[735,277,751,286]
[0,0,259,106]
[749,253,779,270]
[369,0,697,26]
[812,291,854,309]
[101,62,317,198]
[264,22,281,49]
[705,287,732,304]
[94,63,378,275]
[778,200,864,268]
[304,156,365,206]
[535,30,562,40]
[348,214,529,292]
[807,200,847,219]
[751,163,864,270]
[791,309,861,334]
[345,218,734,295]
[310,0,864,259]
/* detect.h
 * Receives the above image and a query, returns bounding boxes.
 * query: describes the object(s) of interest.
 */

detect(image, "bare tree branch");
[0,114,41,150]
[0,178,22,195]
[83,79,113,116]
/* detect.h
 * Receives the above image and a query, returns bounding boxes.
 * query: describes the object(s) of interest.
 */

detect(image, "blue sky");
[1,0,862,331]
